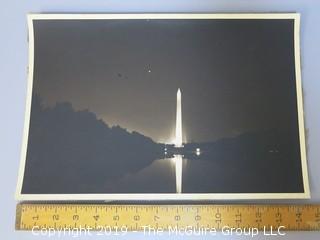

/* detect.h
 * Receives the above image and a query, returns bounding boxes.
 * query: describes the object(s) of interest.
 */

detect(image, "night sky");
[32,19,299,143]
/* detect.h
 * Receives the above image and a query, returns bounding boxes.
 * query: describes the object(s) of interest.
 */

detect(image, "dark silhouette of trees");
[22,94,163,193]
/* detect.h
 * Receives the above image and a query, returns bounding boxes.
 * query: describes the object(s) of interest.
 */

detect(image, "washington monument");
[175,88,183,148]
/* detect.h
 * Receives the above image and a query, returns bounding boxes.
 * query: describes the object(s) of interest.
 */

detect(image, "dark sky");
[32,18,299,143]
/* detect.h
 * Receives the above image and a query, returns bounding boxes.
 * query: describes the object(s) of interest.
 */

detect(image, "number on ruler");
[296,211,302,223]
[235,213,242,224]
[215,212,222,223]
[255,211,262,223]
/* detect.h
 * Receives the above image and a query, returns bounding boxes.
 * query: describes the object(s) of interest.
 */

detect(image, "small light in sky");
[148,69,151,73]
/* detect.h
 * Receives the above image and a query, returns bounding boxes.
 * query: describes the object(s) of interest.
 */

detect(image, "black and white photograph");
[16,14,309,200]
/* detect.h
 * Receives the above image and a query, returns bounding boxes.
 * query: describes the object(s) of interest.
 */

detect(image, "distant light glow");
[196,148,201,156]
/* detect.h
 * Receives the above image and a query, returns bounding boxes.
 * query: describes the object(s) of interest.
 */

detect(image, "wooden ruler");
[16,204,320,231]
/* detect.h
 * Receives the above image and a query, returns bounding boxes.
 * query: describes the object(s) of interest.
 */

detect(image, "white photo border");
[16,13,310,201]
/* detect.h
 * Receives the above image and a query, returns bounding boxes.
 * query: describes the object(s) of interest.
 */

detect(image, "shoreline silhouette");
[22,94,304,194]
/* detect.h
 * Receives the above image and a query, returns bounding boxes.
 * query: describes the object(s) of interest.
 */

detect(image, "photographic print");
[16,14,309,200]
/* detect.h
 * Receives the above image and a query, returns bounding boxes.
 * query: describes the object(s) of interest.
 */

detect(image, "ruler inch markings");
[15,204,320,231]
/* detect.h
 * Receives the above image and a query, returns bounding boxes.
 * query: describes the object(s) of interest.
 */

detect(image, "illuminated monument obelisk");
[175,88,183,148]
[174,88,183,193]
